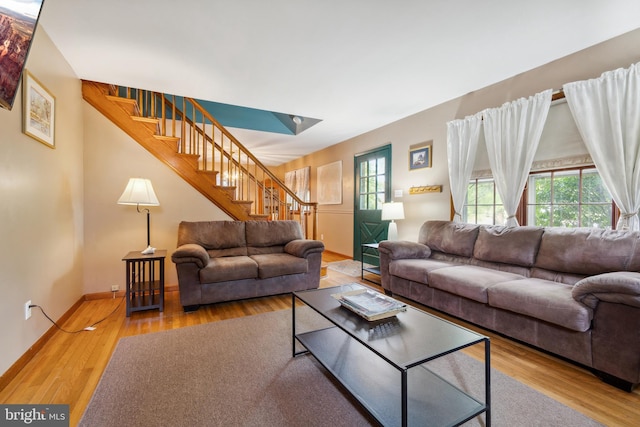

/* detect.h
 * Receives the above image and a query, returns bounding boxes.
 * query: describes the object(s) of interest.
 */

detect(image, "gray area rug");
[327,259,368,277]
[80,309,601,427]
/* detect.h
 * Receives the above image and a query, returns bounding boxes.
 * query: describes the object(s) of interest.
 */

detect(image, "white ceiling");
[40,0,640,166]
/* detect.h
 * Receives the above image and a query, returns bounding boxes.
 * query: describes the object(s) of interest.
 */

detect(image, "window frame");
[463,166,619,229]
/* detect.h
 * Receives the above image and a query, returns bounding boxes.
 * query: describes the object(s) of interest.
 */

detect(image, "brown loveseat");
[378,220,640,391]
[171,220,324,312]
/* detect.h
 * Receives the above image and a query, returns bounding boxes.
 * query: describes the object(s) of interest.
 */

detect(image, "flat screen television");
[0,0,45,111]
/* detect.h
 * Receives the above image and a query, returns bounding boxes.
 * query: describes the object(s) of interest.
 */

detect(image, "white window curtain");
[563,62,640,231]
[296,166,310,202]
[482,89,552,227]
[284,166,310,206]
[446,113,483,222]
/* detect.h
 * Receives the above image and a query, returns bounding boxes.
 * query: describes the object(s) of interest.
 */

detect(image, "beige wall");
[82,106,230,295]
[0,29,84,375]
[278,28,640,257]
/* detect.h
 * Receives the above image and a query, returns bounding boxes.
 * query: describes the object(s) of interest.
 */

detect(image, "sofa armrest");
[171,243,209,268]
[284,239,325,258]
[378,240,431,260]
[572,271,640,309]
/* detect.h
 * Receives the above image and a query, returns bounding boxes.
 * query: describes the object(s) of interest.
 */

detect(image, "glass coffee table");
[292,284,490,427]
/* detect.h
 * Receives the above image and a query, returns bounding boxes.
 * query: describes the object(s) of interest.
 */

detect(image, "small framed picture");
[23,70,56,148]
[409,144,431,170]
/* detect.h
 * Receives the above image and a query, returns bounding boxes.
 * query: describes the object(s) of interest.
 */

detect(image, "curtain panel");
[482,89,552,227]
[563,62,640,231]
[284,166,310,207]
[447,113,483,222]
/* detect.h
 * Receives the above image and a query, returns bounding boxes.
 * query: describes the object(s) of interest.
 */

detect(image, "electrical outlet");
[111,285,119,292]
[25,300,32,320]
[320,234,324,240]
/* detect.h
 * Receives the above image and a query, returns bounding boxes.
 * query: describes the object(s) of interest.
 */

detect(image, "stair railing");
[109,85,317,239]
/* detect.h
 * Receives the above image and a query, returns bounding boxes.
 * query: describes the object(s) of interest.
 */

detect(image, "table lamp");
[381,202,404,241]
[118,178,160,254]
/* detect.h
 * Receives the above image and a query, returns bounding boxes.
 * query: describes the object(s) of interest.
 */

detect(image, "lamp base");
[387,221,398,241]
[141,245,156,255]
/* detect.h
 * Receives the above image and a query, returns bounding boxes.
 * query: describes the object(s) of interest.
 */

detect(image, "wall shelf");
[409,185,442,195]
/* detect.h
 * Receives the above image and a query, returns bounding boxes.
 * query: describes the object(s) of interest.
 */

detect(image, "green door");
[353,145,391,262]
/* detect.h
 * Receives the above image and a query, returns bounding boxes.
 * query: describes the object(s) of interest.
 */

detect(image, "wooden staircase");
[82,80,317,236]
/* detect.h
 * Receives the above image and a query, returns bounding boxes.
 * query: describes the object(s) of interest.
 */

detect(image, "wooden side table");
[122,250,166,317]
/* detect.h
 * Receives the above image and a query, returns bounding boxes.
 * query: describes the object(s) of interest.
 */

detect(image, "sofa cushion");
[418,221,480,258]
[246,220,303,249]
[427,265,525,303]
[200,256,258,283]
[389,259,456,284]
[178,220,246,249]
[250,253,308,279]
[473,225,544,267]
[530,268,585,286]
[207,247,249,258]
[488,278,593,332]
[535,228,634,275]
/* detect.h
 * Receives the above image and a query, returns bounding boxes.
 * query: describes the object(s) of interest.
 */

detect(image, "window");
[526,168,612,228]
[464,167,615,228]
[464,178,504,225]
[358,157,386,210]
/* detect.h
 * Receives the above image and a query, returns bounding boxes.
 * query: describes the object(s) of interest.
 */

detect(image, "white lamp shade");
[381,202,404,221]
[117,178,160,206]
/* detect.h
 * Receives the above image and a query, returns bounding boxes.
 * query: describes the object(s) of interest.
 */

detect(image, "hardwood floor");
[1,252,638,426]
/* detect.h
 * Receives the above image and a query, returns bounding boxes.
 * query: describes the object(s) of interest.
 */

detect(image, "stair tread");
[106,95,137,105]
[153,135,180,141]
[131,116,159,124]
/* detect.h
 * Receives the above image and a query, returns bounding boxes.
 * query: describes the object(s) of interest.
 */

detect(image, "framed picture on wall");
[22,70,56,148]
[317,160,342,205]
[0,0,46,110]
[409,143,431,170]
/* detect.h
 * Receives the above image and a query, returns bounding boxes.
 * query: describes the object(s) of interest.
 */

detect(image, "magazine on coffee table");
[331,289,406,321]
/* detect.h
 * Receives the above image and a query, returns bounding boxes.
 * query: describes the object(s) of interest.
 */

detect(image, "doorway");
[353,145,391,261]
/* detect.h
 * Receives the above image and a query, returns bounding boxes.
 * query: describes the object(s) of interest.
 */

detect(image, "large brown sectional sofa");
[171,220,324,312]
[378,220,640,391]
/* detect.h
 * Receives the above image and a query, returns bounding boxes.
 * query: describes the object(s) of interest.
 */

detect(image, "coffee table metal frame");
[292,284,490,427]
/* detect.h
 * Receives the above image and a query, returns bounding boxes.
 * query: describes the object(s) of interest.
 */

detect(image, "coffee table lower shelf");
[296,326,486,427]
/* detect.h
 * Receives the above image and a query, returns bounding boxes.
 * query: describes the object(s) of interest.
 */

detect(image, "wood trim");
[83,284,179,301]
[0,296,85,392]
[0,283,182,391]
